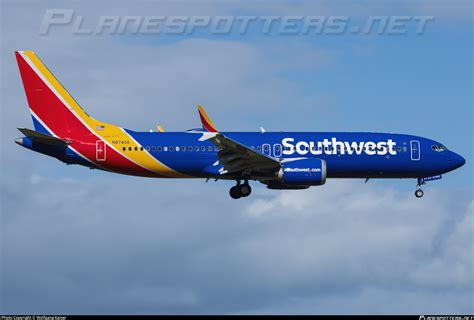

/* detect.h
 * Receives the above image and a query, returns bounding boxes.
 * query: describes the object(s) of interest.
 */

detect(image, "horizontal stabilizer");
[18,128,69,146]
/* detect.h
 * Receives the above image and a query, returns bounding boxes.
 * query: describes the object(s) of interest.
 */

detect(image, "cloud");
[1,3,334,136]
[1,175,472,314]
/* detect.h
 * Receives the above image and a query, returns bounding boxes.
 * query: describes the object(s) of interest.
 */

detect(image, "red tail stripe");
[199,112,217,132]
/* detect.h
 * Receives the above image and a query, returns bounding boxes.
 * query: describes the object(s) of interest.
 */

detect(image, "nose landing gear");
[229,180,252,199]
[415,189,424,198]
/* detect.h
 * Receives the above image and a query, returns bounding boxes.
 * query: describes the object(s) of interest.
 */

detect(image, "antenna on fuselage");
[150,125,164,133]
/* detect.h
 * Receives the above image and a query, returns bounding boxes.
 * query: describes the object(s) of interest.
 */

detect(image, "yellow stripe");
[24,51,188,178]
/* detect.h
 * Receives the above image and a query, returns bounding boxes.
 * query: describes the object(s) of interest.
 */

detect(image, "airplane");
[14,51,466,199]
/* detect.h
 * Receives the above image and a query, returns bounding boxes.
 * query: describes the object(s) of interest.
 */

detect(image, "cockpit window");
[432,145,447,152]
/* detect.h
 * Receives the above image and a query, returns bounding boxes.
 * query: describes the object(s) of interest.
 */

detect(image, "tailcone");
[15,137,32,149]
[15,137,24,146]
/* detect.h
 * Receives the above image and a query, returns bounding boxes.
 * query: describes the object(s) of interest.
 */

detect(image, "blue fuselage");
[119,131,465,179]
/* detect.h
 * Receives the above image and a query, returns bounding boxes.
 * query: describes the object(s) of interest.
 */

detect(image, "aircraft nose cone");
[450,152,466,170]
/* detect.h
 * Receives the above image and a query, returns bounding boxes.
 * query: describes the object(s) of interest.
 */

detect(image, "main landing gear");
[229,180,252,199]
[415,178,425,198]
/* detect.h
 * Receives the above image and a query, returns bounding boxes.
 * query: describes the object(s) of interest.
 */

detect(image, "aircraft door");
[96,140,106,161]
[410,140,420,161]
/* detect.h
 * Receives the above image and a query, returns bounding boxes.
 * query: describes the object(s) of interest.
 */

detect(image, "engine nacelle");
[276,159,327,186]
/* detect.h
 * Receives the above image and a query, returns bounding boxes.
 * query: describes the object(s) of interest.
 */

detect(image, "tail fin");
[197,105,218,132]
[15,51,95,138]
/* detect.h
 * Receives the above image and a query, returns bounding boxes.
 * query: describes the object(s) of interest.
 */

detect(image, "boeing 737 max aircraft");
[14,51,466,199]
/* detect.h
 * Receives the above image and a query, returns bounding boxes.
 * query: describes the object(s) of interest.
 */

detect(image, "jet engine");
[276,158,327,186]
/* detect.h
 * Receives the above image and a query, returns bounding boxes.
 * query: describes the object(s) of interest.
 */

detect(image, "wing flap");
[205,132,280,175]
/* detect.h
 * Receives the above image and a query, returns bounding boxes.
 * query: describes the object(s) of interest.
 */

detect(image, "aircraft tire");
[239,184,252,197]
[230,186,242,199]
[415,189,424,198]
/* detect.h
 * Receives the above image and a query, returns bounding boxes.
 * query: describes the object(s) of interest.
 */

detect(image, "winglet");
[198,105,218,132]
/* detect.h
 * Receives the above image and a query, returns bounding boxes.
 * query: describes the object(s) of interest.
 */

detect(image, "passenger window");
[397,147,402,152]
[128,147,132,151]
[195,146,199,151]
[158,146,162,151]
[152,146,156,151]
[146,146,150,151]
[201,146,206,151]
[140,147,143,151]
[170,146,175,151]
[175,146,180,151]
[163,146,168,151]
[122,147,126,151]
[208,146,213,151]
[188,146,193,151]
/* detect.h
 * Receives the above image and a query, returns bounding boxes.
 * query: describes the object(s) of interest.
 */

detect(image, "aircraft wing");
[196,105,280,176]
[200,132,280,175]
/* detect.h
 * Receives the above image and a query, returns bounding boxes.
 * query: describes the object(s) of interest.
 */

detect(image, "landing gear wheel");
[229,186,242,199]
[415,189,424,198]
[239,183,252,197]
